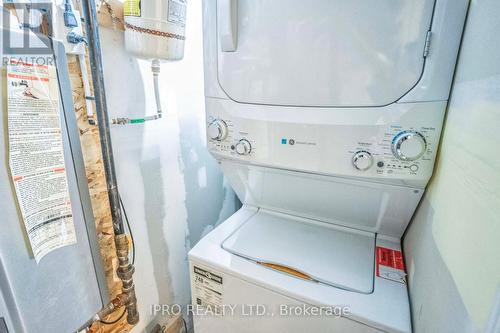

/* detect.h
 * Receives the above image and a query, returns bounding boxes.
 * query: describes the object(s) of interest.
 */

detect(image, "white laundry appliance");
[189,1,469,332]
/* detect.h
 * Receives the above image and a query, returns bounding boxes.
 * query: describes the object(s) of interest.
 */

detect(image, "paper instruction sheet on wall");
[7,60,77,263]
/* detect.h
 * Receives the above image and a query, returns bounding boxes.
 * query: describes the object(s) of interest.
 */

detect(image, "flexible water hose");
[111,59,163,125]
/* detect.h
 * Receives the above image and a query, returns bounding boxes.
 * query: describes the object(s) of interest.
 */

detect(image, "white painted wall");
[99,2,238,331]
[404,0,500,332]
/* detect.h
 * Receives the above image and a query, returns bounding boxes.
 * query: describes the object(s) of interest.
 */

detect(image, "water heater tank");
[123,0,187,60]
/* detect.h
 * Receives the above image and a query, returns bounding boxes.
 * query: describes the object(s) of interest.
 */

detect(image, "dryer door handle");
[218,0,238,52]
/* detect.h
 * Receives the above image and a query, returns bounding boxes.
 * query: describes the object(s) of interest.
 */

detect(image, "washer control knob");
[352,151,373,171]
[392,131,427,161]
[235,139,252,156]
[207,119,228,141]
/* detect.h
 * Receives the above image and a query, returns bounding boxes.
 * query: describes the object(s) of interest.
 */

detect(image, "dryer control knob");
[392,131,427,161]
[207,119,228,141]
[352,151,373,171]
[235,139,252,156]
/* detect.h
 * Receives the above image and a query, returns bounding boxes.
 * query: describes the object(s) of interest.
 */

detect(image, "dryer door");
[217,0,435,107]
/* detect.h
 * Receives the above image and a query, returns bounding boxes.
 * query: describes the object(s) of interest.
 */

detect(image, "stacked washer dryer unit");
[190,1,468,332]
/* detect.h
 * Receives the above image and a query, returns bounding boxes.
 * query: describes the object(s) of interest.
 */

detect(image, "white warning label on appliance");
[193,265,223,314]
[168,0,187,26]
[7,60,77,264]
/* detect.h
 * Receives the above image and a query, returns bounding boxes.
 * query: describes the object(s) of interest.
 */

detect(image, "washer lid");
[222,210,375,294]
[217,0,435,107]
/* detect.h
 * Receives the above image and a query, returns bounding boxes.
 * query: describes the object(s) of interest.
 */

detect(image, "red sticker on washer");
[376,247,407,283]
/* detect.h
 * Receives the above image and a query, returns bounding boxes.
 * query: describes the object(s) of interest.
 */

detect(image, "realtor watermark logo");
[3,1,52,55]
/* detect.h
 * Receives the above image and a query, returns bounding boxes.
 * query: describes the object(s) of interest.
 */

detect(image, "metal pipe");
[75,293,130,331]
[80,0,124,235]
[115,234,139,324]
[80,0,139,326]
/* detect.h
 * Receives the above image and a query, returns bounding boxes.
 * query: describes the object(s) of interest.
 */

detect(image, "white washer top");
[189,206,412,333]
[222,210,375,293]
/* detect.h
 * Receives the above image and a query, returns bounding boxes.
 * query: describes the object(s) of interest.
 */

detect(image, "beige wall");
[404,0,500,332]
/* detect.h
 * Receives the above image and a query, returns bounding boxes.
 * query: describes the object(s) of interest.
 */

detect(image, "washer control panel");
[205,99,446,187]
[206,117,257,157]
[235,139,252,155]
[352,151,374,171]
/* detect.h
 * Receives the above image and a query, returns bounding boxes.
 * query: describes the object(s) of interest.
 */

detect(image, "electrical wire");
[120,194,136,265]
[99,308,126,325]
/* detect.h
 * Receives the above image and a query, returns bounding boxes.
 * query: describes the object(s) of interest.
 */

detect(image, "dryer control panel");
[205,98,446,188]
